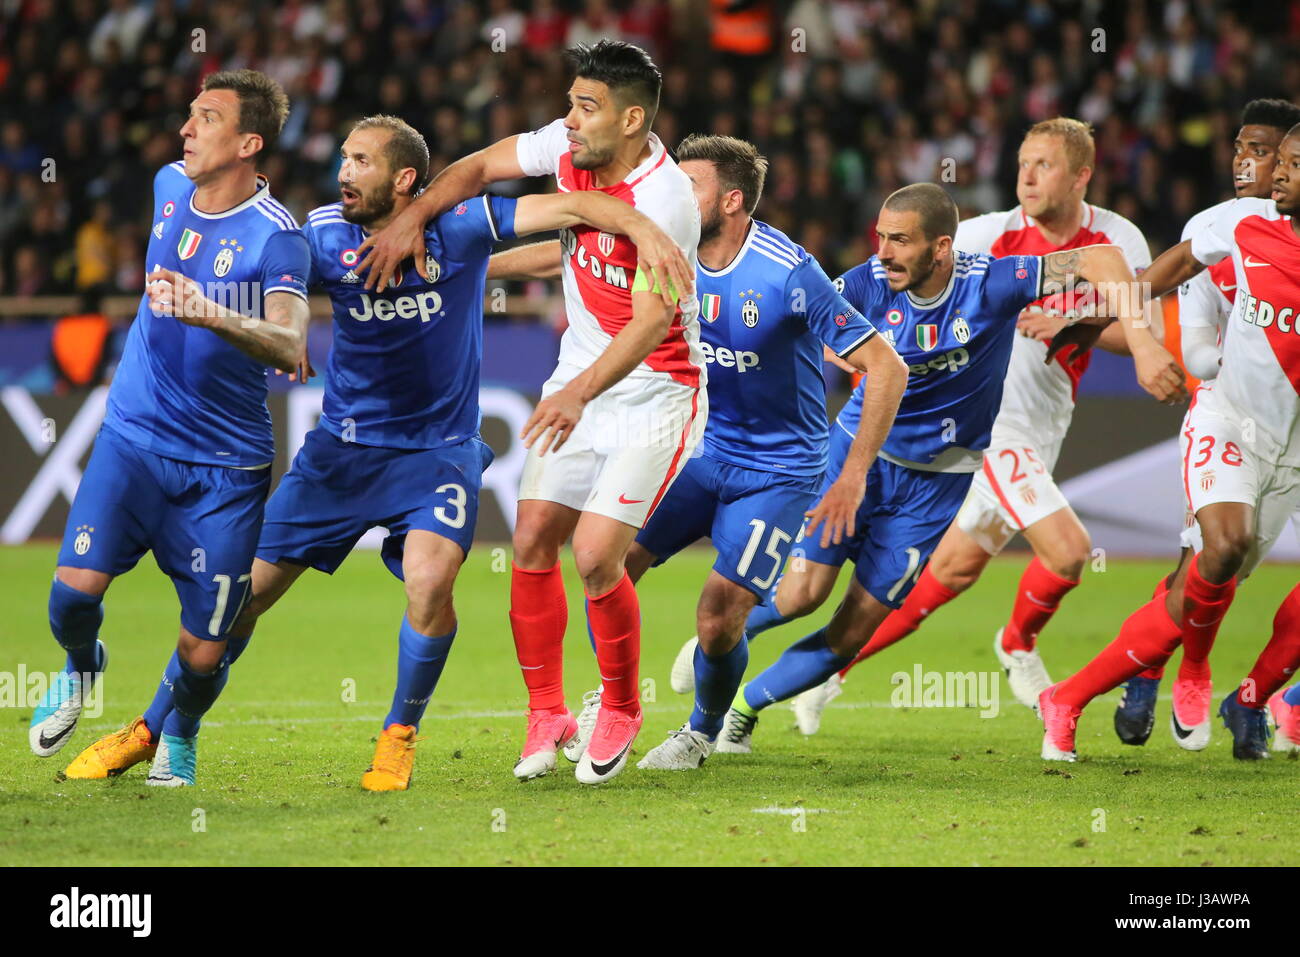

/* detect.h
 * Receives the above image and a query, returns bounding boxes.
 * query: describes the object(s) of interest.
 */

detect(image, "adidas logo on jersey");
[341,270,361,284]
[698,341,760,372]
[1236,294,1296,333]
[347,291,444,323]
[907,346,970,377]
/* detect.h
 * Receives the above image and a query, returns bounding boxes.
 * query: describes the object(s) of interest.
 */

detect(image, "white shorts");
[955,437,1069,556]
[1179,385,1300,577]
[517,365,707,528]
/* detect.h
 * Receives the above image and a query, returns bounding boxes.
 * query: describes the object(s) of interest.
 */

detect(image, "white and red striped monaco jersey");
[1191,197,1300,467]
[515,119,704,387]
[955,202,1151,446]
[1179,200,1237,339]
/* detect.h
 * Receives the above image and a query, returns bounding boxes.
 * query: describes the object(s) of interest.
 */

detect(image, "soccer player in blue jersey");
[715,182,1186,753]
[119,115,692,791]
[28,70,312,786]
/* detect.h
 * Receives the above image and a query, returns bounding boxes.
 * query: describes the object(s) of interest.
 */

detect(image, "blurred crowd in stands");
[1,0,1298,309]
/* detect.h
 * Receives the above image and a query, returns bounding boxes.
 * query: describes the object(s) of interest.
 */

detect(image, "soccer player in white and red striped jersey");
[793,118,1156,731]
[1113,99,1300,752]
[1040,122,1300,762]
[357,40,702,785]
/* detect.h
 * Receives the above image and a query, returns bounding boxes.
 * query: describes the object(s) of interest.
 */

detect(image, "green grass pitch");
[2,543,1298,866]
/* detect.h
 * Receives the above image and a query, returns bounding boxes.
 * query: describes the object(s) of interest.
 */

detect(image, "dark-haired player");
[29,70,311,786]
[359,41,701,785]
[1110,98,1300,752]
[1040,122,1300,762]
[94,115,693,792]
[720,182,1184,754]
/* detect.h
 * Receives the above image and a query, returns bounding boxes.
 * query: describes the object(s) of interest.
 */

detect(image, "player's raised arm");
[488,240,563,281]
[520,273,676,455]
[357,136,528,291]
[147,269,309,374]
[511,190,694,304]
[1041,244,1187,403]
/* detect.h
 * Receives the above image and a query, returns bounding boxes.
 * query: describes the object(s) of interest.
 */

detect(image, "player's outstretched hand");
[1044,322,1104,362]
[273,349,316,383]
[356,203,428,292]
[1133,342,1189,405]
[804,472,866,550]
[146,268,212,326]
[521,385,586,456]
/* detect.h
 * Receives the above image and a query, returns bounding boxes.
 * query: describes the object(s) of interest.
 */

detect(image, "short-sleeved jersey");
[304,194,517,450]
[1178,199,1237,340]
[695,220,877,476]
[1190,197,1300,466]
[955,202,1151,446]
[105,161,310,467]
[515,119,704,387]
[835,251,1043,472]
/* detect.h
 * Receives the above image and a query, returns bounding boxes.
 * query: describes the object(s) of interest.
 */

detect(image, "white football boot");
[669,636,698,695]
[562,687,602,762]
[637,724,713,770]
[792,673,843,735]
[30,641,107,757]
[993,628,1052,712]
[714,706,758,754]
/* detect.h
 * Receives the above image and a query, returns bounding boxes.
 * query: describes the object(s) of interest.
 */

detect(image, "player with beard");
[1039,123,1300,762]
[715,182,1184,755]
[1107,99,1300,752]
[62,114,693,791]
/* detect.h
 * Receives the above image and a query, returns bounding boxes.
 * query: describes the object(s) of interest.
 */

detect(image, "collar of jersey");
[1020,200,1095,239]
[623,133,665,186]
[698,220,758,278]
[188,174,270,220]
[905,262,956,310]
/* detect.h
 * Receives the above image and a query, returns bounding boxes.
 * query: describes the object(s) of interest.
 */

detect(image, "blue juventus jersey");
[105,161,310,467]
[835,251,1043,472]
[305,194,517,450]
[696,221,877,476]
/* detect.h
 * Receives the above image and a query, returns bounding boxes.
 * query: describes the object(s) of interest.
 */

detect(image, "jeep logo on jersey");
[1238,293,1297,332]
[907,346,969,376]
[698,341,760,371]
[953,316,971,344]
[597,231,616,257]
[742,299,760,328]
[214,248,234,278]
[347,291,444,323]
[700,294,721,323]
[916,324,939,350]
[176,228,202,260]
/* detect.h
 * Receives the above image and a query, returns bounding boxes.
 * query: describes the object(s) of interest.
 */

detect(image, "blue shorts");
[257,427,493,580]
[636,452,821,598]
[800,426,973,609]
[57,425,271,640]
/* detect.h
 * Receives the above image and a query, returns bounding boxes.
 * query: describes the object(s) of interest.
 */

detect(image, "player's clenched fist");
[521,384,587,455]
[1132,342,1188,405]
[146,268,214,325]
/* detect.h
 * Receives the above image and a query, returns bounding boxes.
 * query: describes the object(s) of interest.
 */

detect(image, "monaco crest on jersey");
[597,231,616,258]
[177,228,202,260]
[700,293,721,323]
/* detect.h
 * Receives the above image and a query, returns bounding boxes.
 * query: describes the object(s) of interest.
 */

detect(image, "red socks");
[1139,575,1172,680]
[1055,595,1183,710]
[1001,557,1079,653]
[587,572,641,715]
[1177,553,1237,682]
[509,563,568,713]
[839,566,957,678]
[1238,584,1300,707]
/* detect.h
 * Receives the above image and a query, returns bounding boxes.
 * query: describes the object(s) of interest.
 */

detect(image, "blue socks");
[744,595,791,640]
[164,656,225,738]
[689,637,749,739]
[1285,684,1300,707]
[384,617,455,730]
[742,627,850,712]
[49,578,104,675]
[144,632,252,738]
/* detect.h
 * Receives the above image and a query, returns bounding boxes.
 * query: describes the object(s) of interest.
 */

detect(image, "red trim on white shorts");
[1182,386,1202,509]
[982,456,1025,528]
[645,388,701,519]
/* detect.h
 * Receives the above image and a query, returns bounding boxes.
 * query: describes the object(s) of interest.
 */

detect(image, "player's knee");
[512,521,560,569]
[1199,527,1252,579]
[573,547,622,597]
[178,634,224,675]
[928,551,980,592]
[48,577,105,649]
[403,564,455,616]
